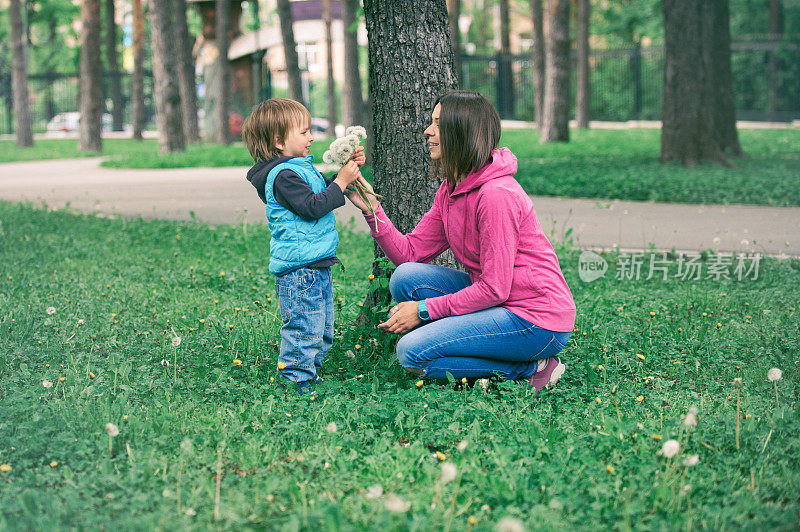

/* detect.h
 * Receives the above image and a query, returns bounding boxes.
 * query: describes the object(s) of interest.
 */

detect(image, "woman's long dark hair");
[432,90,501,188]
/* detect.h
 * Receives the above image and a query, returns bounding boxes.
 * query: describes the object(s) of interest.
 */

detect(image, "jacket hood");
[246,155,294,204]
[451,147,518,196]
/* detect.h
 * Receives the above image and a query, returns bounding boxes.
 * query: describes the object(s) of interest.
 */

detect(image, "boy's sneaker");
[295,380,316,396]
[520,357,565,392]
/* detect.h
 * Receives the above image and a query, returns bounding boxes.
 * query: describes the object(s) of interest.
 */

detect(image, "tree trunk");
[363,0,459,270]
[175,0,200,144]
[661,0,732,166]
[9,0,33,147]
[80,0,103,152]
[342,0,364,127]
[323,0,336,135]
[446,0,462,85]
[530,0,545,130]
[497,0,514,118]
[575,0,590,129]
[768,0,783,116]
[105,0,124,131]
[541,0,570,142]
[706,0,742,156]
[276,0,305,104]
[149,0,185,153]
[214,0,231,144]
[131,0,145,140]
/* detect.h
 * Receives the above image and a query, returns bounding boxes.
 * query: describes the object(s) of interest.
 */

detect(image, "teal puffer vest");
[264,156,338,274]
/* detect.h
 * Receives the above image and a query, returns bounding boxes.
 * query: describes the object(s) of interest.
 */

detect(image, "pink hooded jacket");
[363,148,576,332]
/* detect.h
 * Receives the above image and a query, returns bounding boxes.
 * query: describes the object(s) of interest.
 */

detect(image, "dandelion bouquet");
[323,126,383,231]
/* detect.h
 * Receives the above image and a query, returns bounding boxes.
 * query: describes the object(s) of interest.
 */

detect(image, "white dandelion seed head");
[681,484,692,496]
[42,380,53,389]
[180,438,193,453]
[768,368,782,382]
[440,462,457,484]
[171,336,181,347]
[345,134,360,149]
[683,412,697,427]
[46,307,56,315]
[105,422,120,437]
[365,484,383,499]
[457,440,468,452]
[322,150,333,164]
[185,508,196,516]
[478,378,490,392]
[326,422,338,433]
[384,494,410,513]
[682,454,700,467]
[662,439,679,458]
[496,516,525,532]
[688,404,699,416]
[733,377,742,387]
[162,488,173,498]
[345,125,367,139]
[345,350,355,359]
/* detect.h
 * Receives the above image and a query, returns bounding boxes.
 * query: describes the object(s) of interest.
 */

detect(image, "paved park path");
[1,156,798,257]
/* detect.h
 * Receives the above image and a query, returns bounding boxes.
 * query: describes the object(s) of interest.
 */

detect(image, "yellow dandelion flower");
[702,312,707,317]
[461,377,467,384]
[674,361,681,365]
[606,464,615,474]
[277,362,287,370]
[50,461,58,468]
[45,363,50,368]
[199,319,205,324]
[123,415,128,420]
[746,315,751,319]
[355,344,361,350]
[235,307,241,311]
[717,322,722,328]
[336,446,342,451]
[233,359,243,365]
[270,377,274,383]
[678,327,682,332]
[652,434,663,440]
[309,395,316,401]
[468,515,478,525]
[435,451,446,461]
[220,272,225,276]
[337,297,343,304]
[636,353,645,360]
[636,395,644,402]
[416,380,424,388]
[650,312,656,317]
[89,372,95,379]
[745,414,751,419]
[368,274,375,280]
[595,397,602,404]
[598,364,604,370]
[252,286,257,290]
[0,464,11,472]
[228,324,234,329]
[59,377,65,382]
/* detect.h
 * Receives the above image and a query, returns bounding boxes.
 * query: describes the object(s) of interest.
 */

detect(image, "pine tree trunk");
[323,0,336,135]
[149,0,185,153]
[276,0,305,104]
[530,0,545,130]
[342,0,364,127]
[541,0,570,142]
[175,0,200,143]
[131,0,145,140]
[9,0,33,147]
[363,0,459,270]
[80,0,103,152]
[105,0,124,131]
[214,0,231,144]
[575,0,590,129]
[446,0,462,85]
[498,0,514,118]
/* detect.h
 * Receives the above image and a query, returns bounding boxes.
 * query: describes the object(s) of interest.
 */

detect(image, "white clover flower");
[496,517,525,532]
[384,494,410,512]
[662,439,679,458]
[160,359,170,366]
[46,307,56,315]
[768,368,782,382]
[682,454,700,467]
[326,422,338,433]
[477,378,490,392]
[171,336,181,347]
[345,125,367,139]
[365,484,383,499]
[440,462,457,484]
[42,380,53,388]
[77,319,85,326]
[105,423,120,437]
[457,440,468,452]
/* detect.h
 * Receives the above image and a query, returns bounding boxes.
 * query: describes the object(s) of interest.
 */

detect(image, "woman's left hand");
[378,301,421,334]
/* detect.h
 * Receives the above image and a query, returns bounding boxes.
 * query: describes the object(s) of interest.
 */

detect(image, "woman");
[347,91,575,390]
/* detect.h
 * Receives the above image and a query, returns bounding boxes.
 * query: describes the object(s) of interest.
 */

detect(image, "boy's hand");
[350,146,366,167]
[333,160,361,193]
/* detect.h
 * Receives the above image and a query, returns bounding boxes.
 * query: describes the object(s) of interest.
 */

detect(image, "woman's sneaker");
[522,357,565,392]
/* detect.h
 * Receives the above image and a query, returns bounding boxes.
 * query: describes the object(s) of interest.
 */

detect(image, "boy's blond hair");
[242,97,311,162]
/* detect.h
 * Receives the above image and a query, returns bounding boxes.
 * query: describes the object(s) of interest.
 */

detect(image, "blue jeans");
[390,262,570,381]
[274,267,333,384]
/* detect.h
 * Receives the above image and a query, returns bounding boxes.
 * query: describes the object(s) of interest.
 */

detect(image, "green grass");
[1,201,798,530]
[0,138,161,164]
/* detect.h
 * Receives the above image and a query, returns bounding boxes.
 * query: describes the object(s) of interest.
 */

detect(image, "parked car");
[46,112,113,134]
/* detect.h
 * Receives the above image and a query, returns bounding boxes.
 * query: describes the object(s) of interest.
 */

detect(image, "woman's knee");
[389,262,424,302]
[396,334,422,371]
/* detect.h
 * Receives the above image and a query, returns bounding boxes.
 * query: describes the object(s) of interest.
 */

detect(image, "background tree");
[323,0,336,135]
[276,0,305,104]
[175,0,200,143]
[768,0,782,116]
[540,0,570,142]
[446,0,462,84]
[661,0,741,165]
[79,0,103,152]
[149,0,185,153]
[9,0,33,147]
[363,0,457,241]
[104,0,124,131]
[131,0,145,140]
[497,0,514,118]
[342,0,364,127]
[575,0,590,128]
[530,0,545,129]
[214,0,231,145]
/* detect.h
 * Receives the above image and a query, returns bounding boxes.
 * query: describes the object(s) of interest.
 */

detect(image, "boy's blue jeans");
[390,262,570,381]
[274,267,333,384]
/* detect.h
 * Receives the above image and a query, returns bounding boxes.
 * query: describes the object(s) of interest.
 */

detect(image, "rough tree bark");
[276,0,305,104]
[9,0,33,147]
[131,0,145,140]
[79,0,103,152]
[149,0,185,153]
[575,0,590,129]
[705,0,742,156]
[768,0,783,116]
[175,0,200,143]
[105,0,124,131]
[498,0,515,118]
[214,0,231,144]
[323,0,336,135]
[446,0,462,85]
[342,0,364,127]
[540,0,570,142]
[363,0,459,270]
[530,0,545,129]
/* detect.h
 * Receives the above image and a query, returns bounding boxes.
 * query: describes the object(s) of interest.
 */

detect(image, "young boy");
[242,97,364,394]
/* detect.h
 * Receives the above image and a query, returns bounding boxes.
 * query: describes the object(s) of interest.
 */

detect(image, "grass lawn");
[1,201,798,530]
[3,129,799,208]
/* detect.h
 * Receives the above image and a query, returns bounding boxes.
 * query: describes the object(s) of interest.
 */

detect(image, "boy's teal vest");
[264,156,338,275]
